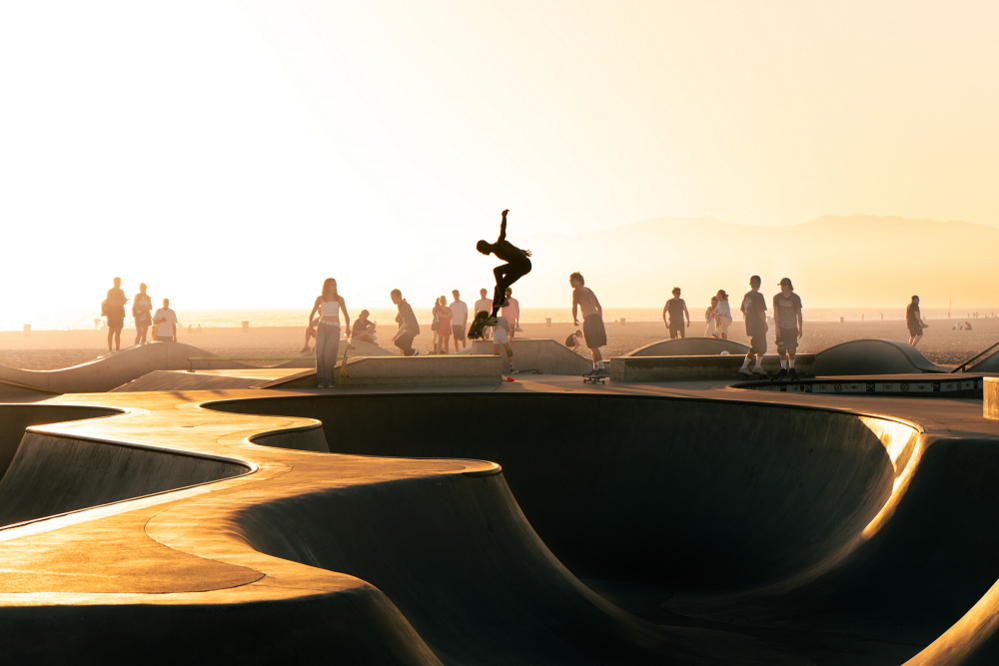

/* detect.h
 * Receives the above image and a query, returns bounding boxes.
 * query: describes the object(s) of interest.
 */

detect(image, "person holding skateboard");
[476,209,532,323]
[570,272,608,378]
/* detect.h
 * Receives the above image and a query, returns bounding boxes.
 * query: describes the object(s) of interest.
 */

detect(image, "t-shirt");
[665,298,685,325]
[743,291,767,337]
[352,319,374,337]
[501,297,520,325]
[906,303,921,328]
[772,292,803,329]
[474,298,492,316]
[396,300,420,336]
[449,300,468,326]
[153,308,178,338]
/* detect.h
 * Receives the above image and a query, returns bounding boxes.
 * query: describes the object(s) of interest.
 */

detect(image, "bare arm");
[593,292,602,318]
[497,209,509,242]
[572,289,580,326]
[683,302,690,326]
[340,297,350,332]
[797,308,803,338]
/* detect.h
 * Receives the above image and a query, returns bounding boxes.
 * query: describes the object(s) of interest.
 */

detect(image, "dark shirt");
[906,303,920,328]
[396,300,420,336]
[352,319,374,337]
[665,298,686,325]
[743,291,767,337]
[772,292,802,329]
[106,288,127,316]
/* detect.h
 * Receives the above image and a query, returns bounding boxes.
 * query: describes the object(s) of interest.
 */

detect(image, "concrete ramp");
[813,339,948,375]
[627,337,750,356]
[263,355,502,389]
[112,369,306,392]
[464,338,593,375]
[0,342,250,393]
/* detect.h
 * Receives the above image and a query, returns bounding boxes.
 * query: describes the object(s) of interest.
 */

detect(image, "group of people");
[661,287,735,341]
[101,278,179,353]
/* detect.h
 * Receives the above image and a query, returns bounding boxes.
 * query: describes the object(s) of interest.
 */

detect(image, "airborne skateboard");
[467,311,491,340]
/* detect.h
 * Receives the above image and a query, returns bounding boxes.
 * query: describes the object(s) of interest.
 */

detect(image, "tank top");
[320,299,341,327]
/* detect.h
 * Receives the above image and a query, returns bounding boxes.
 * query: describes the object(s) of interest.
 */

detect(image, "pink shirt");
[501,297,520,326]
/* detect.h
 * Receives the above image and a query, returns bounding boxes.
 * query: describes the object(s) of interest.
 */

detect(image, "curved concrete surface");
[0,342,249,393]
[966,348,999,373]
[813,339,948,376]
[2,386,999,664]
[462,338,593,375]
[626,337,750,356]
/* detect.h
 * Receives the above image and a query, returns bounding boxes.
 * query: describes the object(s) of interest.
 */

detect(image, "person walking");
[772,278,803,377]
[739,275,768,376]
[450,290,468,352]
[476,209,532,321]
[308,278,350,389]
[132,283,153,346]
[907,295,929,347]
[104,277,128,353]
[704,296,719,337]
[152,298,179,343]
[715,290,733,340]
[391,289,421,357]
[662,287,690,339]
[435,296,452,354]
[570,272,608,377]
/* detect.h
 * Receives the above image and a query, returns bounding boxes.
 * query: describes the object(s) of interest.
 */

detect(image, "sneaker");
[412,351,420,356]
[738,367,754,377]
[752,367,767,375]
[485,316,498,326]
[777,368,788,377]
[788,368,799,378]
[499,298,510,307]
[316,383,326,389]
[592,367,609,378]
[508,366,517,374]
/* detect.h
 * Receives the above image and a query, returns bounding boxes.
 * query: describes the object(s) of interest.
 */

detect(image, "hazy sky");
[2,1,997,319]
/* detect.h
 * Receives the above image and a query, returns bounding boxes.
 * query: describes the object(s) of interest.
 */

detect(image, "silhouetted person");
[391,289,420,357]
[773,277,803,377]
[153,298,178,343]
[309,278,350,389]
[663,287,690,339]
[476,209,532,321]
[132,283,153,346]
[104,277,128,352]
[739,275,768,376]
[907,295,928,347]
[571,272,607,377]
[351,310,377,344]
[450,290,468,352]
[434,296,452,354]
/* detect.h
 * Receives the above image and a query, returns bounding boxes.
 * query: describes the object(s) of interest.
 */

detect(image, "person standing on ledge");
[450,290,468,352]
[308,278,350,389]
[476,209,532,322]
[391,289,420,357]
[104,277,128,353]
[663,287,690,339]
[739,275,768,377]
[571,272,608,378]
[132,282,153,346]
[152,298,179,343]
[907,295,929,348]
[772,277,803,378]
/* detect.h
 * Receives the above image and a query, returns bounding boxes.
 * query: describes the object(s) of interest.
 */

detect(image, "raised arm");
[497,209,509,242]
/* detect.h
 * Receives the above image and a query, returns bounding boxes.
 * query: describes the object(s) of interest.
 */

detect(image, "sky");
[1,1,997,323]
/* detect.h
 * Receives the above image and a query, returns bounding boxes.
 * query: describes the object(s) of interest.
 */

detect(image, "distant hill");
[520,215,999,309]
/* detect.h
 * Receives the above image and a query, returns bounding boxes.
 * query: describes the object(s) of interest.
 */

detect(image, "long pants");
[315,322,341,385]
[492,258,532,313]
[395,332,417,356]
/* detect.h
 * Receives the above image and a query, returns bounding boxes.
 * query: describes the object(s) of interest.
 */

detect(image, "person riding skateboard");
[476,209,532,323]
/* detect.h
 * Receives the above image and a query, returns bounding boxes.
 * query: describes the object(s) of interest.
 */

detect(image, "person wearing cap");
[739,275,768,376]
[663,287,690,339]
[714,289,733,340]
[906,295,928,347]
[773,278,803,377]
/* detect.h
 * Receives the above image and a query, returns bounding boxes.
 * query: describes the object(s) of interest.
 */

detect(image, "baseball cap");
[778,278,793,288]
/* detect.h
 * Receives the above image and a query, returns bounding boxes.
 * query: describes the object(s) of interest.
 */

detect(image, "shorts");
[452,324,466,341]
[776,327,798,355]
[493,327,509,345]
[750,334,767,355]
[107,313,125,329]
[668,321,685,339]
[908,325,922,337]
[583,314,607,349]
[717,316,731,334]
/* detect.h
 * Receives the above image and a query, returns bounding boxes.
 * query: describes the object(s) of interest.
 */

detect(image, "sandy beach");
[0,317,994,371]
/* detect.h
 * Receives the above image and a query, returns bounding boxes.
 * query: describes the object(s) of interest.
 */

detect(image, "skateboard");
[583,371,609,385]
[337,339,350,387]
[467,311,491,340]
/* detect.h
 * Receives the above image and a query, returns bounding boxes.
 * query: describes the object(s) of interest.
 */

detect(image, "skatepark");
[2,338,999,664]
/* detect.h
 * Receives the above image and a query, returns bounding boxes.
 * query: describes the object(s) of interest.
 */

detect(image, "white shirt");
[474,298,492,316]
[153,308,178,338]
[449,299,468,326]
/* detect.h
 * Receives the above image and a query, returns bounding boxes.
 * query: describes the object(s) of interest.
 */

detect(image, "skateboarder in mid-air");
[477,209,532,323]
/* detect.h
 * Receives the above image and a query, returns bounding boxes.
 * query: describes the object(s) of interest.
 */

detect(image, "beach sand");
[0,318,994,371]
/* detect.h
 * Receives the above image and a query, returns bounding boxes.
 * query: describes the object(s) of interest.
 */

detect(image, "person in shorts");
[662,287,690,339]
[449,290,468,352]
[772,277,803,377]
[104,277,128,353]
[490,316,515,374]
[391,289,420,357]
[906,295,928,347]
[152,298,179,343]
[739,275,768,376]
[570,272,608,377]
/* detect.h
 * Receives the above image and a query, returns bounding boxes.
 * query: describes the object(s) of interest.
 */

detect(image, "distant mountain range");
[520,215,999,309]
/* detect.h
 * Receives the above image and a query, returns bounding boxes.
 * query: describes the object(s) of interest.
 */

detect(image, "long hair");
[322,278,338,301]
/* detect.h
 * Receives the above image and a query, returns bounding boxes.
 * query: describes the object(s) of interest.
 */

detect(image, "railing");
[950,341,999,373]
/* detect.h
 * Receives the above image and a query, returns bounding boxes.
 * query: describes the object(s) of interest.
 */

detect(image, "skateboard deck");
[337,340,350,387]
[583,372,608,385]
[467,311,491,340]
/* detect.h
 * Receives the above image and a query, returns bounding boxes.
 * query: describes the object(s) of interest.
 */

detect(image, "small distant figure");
[94,318,102,330]
[390,289,420,357]
[434,296,452,354]
[714,290,733,340]
[490,316,516,374]
[773,277,803,377]
[152,298,179,343]
[501,287,521,339]
[132,283,153,346]
[103,277,128,352]
[570,272,608,378]
[906,295,929,348]
[301,317,318,353]
[450,290,468,352]
[476,209,532,322]
[880,313,883,321]
[308,278,350,389]
[351,310,377,344]
[965,320,973,331]
[739,275,768,376]
[474,288,493,341]
[663,287,690,339]
[704,296,719,338]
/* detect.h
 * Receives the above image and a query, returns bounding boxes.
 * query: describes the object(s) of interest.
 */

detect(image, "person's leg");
[315,324,329,386]
[113,326,122,351]
[491,260,531,316]
[678,323,685,339]
[107,326,113,352]
[503,342,515,372]
[326,335,341,386]
[440,331,450,354]
[912,334,922,348]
